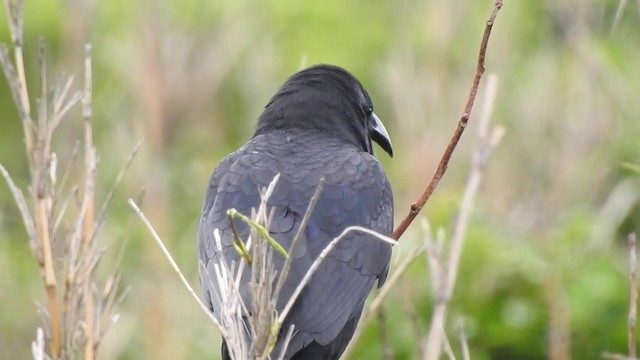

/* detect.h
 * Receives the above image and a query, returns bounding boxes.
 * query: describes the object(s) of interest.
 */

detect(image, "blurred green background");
[1,0,639,359]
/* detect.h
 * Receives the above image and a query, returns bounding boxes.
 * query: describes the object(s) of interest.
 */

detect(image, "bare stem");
[128,199,228,338]
[82,44,96,360]
[341,244,425,358]
[602,352,640,360]
[3,0,34,161]
[423,73,504,360]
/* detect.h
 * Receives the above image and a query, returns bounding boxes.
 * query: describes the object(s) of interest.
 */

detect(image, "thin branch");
[393,0,504,241]
[128,199,228,338]
[93,140,143,240]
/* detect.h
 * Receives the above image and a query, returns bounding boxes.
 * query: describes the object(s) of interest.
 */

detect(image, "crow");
[198,64,394,359]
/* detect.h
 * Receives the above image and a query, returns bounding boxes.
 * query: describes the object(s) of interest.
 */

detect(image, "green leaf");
[226,208,289,259]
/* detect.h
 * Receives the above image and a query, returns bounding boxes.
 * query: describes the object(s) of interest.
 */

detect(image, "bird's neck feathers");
[253,92,371,154]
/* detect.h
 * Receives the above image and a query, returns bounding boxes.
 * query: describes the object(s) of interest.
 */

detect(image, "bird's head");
[254,64,393,157]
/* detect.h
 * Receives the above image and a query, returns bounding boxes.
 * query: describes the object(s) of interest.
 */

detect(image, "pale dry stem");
[277,226,396,327]
[340,239,426,358]
[128,199,227,337]
[423,73,503,360]
[393,0,504,241]
[629,233,637,358]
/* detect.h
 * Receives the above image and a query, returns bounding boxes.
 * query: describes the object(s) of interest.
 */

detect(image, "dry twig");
[393,0,504,241]
[128,199,227,337]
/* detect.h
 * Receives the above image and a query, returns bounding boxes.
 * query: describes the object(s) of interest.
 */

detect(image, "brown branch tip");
[392,0,503,241]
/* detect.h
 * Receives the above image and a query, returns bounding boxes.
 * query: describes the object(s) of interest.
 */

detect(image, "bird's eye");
[365,107,373,115]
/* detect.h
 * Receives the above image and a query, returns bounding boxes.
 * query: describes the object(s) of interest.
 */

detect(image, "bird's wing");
[198,135,393,354]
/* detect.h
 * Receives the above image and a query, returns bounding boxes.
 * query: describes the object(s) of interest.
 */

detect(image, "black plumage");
[198,64,394,359]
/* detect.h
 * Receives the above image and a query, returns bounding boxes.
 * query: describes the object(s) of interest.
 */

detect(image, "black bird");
[198,64,394,359]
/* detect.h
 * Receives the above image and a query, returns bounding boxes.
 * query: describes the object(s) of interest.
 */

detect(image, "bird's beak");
[369,112,393,157]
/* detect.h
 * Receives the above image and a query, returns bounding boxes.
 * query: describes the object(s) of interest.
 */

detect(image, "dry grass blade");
[0,163,36,240]
[442,333,457,360]
[4,0,23,44]
[342,244,425,358]
[31,328,46,360]
[276,325,295,360]
[277,226,396,326]
[50,90,82,133]
[423,72,503,360]
[93,140,143,240]
[50,74,82,132]
[629,233,637,358]
[458,319,471,360]
[3,3,126,355]
[0,45,31,130]
[3,0,34,155]
[53,185,79,233]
